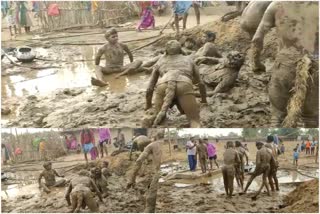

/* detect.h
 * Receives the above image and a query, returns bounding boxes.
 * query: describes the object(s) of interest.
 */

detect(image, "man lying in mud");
[143,40,207,128]
[127,132,163,213]
[186,31,222,60]
[91,28,143,86]
[65,171,103,213]
[38,161,66,193]
[196,51,245,94]
[141,31,222,72]
[222,141,240,198]
[242,142,276,200]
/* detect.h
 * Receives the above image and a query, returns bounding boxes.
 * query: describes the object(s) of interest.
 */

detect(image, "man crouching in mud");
[143,40,207,128]
[91,28,143,86]
[126,132,163,213]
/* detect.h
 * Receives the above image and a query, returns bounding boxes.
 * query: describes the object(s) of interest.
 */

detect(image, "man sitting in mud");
[143,40,207,128]
[242,142,276,200]
[65,171,103,213]
[38,161,66,193]
[91,167,108,198]
[91,28,143,86]
[235,141,249,190]
[196,51,245,95]
[127,132,163,213]
[222,141,240,198]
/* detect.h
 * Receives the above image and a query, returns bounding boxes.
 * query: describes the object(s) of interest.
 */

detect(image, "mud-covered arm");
[38,172,44,187]
[255,151,261,167]
[193,64,207,103]
[243,150,249,165]
[122,43,134,62]
[251,2,277,71]
[235,152,241,166]
[195,56,221,65]
[90,179,103,202]
[128,144,152,186]
[53,169,64,177]
[65,183,72,206]
[146,68,160,109]
[95,46,104,66]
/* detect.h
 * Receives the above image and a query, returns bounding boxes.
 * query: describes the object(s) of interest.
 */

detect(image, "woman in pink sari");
[137,1,155,32]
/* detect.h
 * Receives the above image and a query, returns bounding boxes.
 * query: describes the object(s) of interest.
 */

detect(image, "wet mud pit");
[1,18,278,128]
[1,158,317,213]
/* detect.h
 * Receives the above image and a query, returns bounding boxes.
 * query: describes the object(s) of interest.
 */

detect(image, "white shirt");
[186,141,196,155]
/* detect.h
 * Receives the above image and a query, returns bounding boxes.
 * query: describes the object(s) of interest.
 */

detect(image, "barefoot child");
[293,148,299,167]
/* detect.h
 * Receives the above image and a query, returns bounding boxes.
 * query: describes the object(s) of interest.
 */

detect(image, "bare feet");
[91,77,108,87]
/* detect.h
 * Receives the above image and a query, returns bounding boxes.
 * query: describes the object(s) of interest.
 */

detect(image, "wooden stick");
[159,15,174,35]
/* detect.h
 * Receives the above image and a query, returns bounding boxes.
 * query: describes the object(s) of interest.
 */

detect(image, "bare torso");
[223,148,238,166]
[197,143,207,158]
[271,2,318,54]
[98,43,126,68]
[41,169,56,186]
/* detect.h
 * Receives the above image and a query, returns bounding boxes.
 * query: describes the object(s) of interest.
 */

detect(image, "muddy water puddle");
[1,46,151,99]
[167,169,316,195]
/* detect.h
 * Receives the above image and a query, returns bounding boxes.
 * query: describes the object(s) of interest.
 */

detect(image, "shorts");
[82,143,94,154]
[99,139,109,146]
[209,155,217,160]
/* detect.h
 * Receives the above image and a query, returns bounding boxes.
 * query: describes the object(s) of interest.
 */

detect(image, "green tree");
[242,129,258,138]
[304,128,319,139]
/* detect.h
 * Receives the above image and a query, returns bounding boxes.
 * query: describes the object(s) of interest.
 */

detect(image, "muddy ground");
[1,5,279,128]
[1,141,318,213]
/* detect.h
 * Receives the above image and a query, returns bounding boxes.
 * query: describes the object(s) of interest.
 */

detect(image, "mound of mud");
[109,152,135,176]
[157,17,278,60]
[280,179,319,213]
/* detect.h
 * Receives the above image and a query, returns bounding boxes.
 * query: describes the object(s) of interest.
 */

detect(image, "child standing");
[6,2,17,39]
[293,148,299,167]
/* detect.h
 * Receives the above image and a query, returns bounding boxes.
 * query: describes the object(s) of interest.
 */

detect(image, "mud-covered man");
[91,28,143,86]
[222,141,240,198]
[38,161,66,193]
[265,135,279,191]
[101,161,112,178]
[235,141,249,190]
[143,40,207,128]
[250,1,319,127]
[91,167,108,198]
[196,51,245,94]
[65,172,103,213]
[126,132,163,213]
[243,142,275,200]
[129,133,151,160]
[197,139,208,173]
